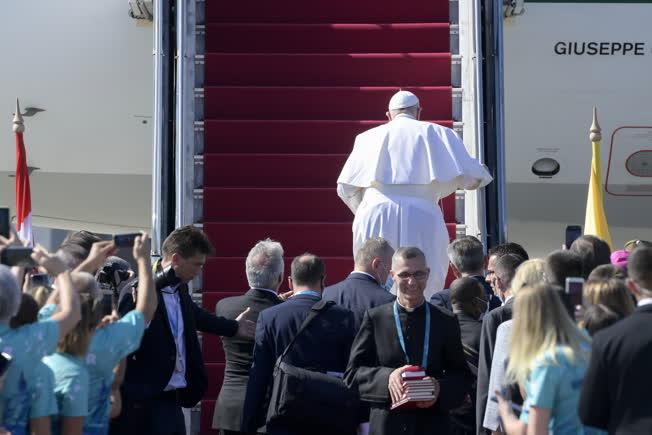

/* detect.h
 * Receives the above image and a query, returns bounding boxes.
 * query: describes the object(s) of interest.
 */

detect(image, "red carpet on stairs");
[200,0,454,433]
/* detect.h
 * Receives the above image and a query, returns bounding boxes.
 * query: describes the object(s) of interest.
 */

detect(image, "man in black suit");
[241,253,356,435]
[476,250,525,435]
[112,226,256,435]
[449,277,486,434]
[212,239,285,434]
[345,247,472,435]
[323,236,395,330]
[451,277,485,359]
[544,249,584,317]
[431,237,501,313]
[579,247,652,434]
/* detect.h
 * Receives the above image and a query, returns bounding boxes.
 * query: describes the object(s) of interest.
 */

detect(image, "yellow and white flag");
[584,107,612,248]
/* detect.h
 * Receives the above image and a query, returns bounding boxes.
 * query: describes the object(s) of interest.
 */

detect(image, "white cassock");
[337,113,493,299]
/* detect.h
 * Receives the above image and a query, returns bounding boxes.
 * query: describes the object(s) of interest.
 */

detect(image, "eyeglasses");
[395,271,429,281]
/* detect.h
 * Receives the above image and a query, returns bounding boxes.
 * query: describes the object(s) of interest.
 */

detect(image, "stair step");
[202,256,355,294]
[203,222,457,257]
[203,86,452,121]
[203,120,455,154]
[200,399,219,435]
[202,187,457,224]
[205,53,452,87]
[204,187,351,222]
[205,23,450,54]
[203,154,347,188]
[206,0,449,24]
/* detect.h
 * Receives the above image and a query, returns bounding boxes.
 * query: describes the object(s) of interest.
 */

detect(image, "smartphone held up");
[0,246,36,268]
[565,277,584,307]
[113,233,140,248]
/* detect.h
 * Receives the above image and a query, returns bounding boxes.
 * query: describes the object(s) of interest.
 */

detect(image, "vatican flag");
[584,107,612,248]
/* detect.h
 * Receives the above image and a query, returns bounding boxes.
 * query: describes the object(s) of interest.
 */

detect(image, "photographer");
[112,225,255,435]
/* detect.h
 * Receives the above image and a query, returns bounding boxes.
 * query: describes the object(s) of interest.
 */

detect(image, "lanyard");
[393,301,430,369]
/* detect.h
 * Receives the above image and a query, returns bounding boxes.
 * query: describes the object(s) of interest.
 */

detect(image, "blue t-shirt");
[0,320,60,435]
[44,352,89,435]
[520,345,604,434]
[83,310,145,435]
[30,361,57,419]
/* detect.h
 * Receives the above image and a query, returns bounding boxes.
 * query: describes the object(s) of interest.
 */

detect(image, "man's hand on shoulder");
[235,306,256,339]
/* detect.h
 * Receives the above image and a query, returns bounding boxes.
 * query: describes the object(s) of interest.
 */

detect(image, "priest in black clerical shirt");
[345,246,472,435]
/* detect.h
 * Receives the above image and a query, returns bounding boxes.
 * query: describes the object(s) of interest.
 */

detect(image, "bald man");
[337,91,492,299]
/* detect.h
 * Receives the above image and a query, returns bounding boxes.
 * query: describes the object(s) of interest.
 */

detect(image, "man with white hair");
[212,239,285,434]
[337,90,492,299]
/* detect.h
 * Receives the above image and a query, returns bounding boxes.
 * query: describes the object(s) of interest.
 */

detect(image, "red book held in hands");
[391,366,439,411]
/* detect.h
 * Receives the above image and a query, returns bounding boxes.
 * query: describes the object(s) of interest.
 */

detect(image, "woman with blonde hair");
[583,278,634,318]
[497,284,593,434]
[482,259,546,433]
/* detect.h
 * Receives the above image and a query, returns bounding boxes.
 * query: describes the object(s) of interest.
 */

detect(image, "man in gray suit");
[212,239,285,435]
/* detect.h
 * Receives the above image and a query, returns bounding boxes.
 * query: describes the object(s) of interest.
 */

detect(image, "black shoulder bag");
[266,300,359,431]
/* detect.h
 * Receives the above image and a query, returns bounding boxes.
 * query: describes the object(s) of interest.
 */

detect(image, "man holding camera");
[112,225,256,435]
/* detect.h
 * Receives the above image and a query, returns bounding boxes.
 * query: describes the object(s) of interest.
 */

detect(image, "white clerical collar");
[351,271,376,281]
[637,297,652,307]
[396,298,425,312]
[393,113,416,120]
[252,288,277,296]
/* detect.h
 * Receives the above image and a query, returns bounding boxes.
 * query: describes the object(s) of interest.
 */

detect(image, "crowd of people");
[0,226,255,435]
[0,224,651,435]
[214,233,652,435]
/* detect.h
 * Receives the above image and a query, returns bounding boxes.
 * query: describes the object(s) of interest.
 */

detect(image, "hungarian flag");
[14,100,32,245]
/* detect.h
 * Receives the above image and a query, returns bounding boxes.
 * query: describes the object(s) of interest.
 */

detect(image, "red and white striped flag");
[13,99,33,245]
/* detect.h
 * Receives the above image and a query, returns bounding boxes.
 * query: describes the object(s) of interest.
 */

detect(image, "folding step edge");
[193,120,463,134]
[196,24,460,55]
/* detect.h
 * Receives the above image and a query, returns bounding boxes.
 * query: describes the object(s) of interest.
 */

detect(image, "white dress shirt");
[161,286,187,391]
[637,297,652,307]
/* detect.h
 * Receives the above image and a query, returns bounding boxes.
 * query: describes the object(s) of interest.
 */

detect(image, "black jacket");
[118,283,239,408]
[430,275,501,313]
[241,293,356,435]
[345,302,472,435]
[212,289,282,431]
[579,304,652,434]
[475,297,513,435]
[323,272,396,331]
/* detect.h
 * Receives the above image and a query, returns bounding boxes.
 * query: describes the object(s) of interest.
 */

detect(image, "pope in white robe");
[336,91,493,299]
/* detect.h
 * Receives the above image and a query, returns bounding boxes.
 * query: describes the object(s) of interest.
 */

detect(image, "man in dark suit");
[476,250,525,435]
[323,237,395,330]
[345,247,472,435]
[451,277,485,359]
[212,239,285,434]
[579,247,652,434]
[430,237,501,313]
[449,277,486,434]
[112,226,256,435]
[241,253,356,435]
[544,249,584,317]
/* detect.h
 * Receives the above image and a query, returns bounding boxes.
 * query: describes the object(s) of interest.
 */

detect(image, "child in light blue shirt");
[10,293,58,435]
[83,310,145,435]
[81,233,157,435]
[0,259,80,435]
[43,352,89,433]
